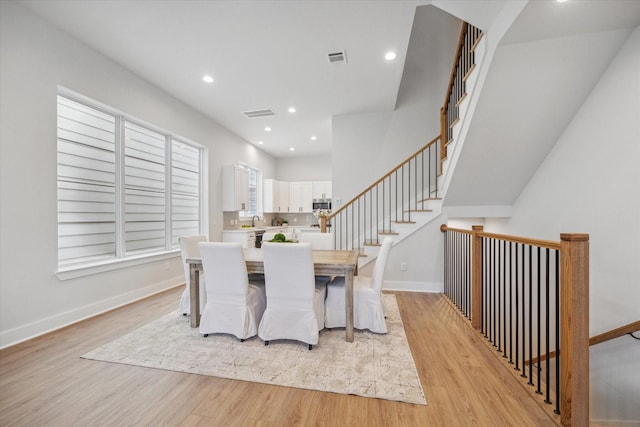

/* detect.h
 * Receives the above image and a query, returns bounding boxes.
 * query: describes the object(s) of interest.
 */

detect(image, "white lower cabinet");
[222,230,255,248]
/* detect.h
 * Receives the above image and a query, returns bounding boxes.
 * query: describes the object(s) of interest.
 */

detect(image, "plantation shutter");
[57,96,117,266]
[171,141,201,247]
[123,121,166,254]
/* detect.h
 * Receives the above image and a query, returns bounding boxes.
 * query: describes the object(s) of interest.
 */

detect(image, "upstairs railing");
[441,225,590,427]
[440,23,483,165]
[320,136,440,252]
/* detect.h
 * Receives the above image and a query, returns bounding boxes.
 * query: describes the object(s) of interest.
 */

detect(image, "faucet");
[251,215,260,227]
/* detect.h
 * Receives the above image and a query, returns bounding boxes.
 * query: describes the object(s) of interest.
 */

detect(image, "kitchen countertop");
[222,226,293,233]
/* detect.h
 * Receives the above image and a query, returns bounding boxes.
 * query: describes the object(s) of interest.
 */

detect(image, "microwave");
[312,198,332,211]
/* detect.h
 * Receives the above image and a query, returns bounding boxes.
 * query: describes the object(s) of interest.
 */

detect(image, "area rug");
[82,294,426,405]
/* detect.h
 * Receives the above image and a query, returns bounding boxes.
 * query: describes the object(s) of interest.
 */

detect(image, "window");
[57,92,204,270]
[239,164,260,217]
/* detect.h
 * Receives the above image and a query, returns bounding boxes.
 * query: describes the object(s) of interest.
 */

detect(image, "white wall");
[274,155,331,182]
[484,27,640,423]
[0,2,276,348]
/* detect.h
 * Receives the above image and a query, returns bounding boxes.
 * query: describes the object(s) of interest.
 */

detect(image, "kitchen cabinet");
[312,181,332,199]
[222,165,248,211]
[264,179,290,213]
[264,180,330,213]
[263,179,278,213]
[278,181,290,212]
[222,230,256,248]
[289,182,313,213]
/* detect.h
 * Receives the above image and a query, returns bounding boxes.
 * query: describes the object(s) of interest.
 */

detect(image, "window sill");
[56,250,181,281]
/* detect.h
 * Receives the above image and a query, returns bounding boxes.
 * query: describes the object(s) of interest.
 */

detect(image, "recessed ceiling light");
[202,75,214,83]
[556,0,568,2]
[257,140,264,145]
[384,51,397,61]
[310,136,317,141]
[289,147,295,152]
[265,126,271,132]
[288,107,296,113]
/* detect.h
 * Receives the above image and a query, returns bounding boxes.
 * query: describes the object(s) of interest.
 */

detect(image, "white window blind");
[171,141,201,246]
[124,121,166,254]
[57,93,203,269]
[57,96,117,266]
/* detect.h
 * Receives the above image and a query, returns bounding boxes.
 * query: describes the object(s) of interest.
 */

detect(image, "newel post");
[560,233,589,427]
[471,225,484,330]
[319,215,327,233]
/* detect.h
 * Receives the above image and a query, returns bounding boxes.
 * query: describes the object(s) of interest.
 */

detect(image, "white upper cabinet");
[278,181,290,212]
[264,179,290,213]
[222,165,248,211]
[263,179,278,213]
[263,180,331,213]
[312,181,332,199]
[289,182,313,213]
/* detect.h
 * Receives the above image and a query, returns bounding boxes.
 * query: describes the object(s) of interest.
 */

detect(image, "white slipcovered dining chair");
[297,232,335,250]
[178,234,208,316]
[197,242,266,341]
[297,232,335,284]
[324,236,394,334]
[258,242,326,350]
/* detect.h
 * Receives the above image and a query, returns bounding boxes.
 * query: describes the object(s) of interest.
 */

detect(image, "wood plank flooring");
[0,288,561,426]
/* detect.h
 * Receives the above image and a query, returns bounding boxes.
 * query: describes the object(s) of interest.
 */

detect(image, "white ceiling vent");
[243,109,275,118]
[328,50,347,64]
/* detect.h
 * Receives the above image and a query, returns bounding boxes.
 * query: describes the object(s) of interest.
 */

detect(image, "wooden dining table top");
[187,248,360,275]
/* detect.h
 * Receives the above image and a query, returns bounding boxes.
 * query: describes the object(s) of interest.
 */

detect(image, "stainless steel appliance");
[312,198,331,211]
[255,230,265,248]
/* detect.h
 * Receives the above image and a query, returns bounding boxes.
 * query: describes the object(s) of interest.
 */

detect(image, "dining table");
[186,247,360,342]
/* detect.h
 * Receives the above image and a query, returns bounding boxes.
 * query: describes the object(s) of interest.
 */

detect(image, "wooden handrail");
[440,224,561,250]
[325,135,440,222]
[530,320,640,364]
[443,22,469,107]
[590,320,640,346]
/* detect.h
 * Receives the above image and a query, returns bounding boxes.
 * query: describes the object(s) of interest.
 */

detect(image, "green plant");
[269,233,287,242]
[268,233,294,243]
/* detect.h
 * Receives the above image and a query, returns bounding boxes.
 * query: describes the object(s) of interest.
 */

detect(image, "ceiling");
[21,0,431,159]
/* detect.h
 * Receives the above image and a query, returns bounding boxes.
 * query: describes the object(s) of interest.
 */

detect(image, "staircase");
[323,23,486,270]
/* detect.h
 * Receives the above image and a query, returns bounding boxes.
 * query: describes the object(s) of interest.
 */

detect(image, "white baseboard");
[0,276,183,350]
[382,281,443,293]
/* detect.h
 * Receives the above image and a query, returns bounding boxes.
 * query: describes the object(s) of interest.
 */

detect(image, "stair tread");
[378,231,399,235]
[408,209,433,213]
[394,220,417,224]
[463,64,476,82]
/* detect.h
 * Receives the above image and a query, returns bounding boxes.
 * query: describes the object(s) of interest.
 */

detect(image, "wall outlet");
[293,218,297,222]
[400,262,407,271]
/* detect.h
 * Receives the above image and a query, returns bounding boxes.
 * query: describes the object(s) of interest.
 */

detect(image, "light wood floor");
[0,288,561,426]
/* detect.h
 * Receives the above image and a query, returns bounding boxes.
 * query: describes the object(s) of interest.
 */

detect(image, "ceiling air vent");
[242,109,275,119]
[328,50,347,64]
